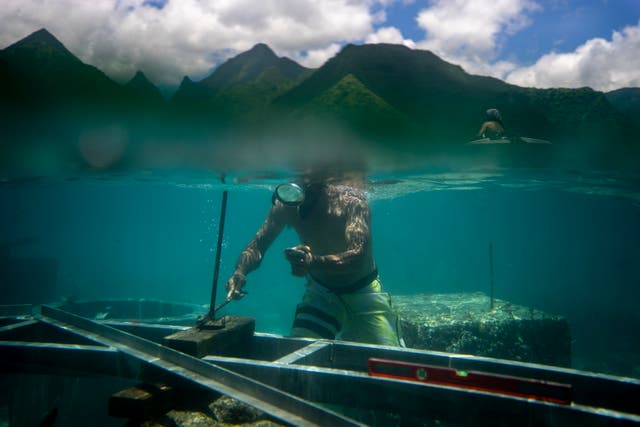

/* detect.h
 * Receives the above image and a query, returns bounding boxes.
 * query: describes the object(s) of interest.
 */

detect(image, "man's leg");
[339,279,401,346]
[290,281,346,339]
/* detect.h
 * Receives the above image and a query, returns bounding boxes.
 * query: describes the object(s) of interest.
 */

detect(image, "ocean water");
[1,164,640,381]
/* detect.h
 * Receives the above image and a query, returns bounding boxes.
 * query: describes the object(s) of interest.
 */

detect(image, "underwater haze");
[2,161,639,379]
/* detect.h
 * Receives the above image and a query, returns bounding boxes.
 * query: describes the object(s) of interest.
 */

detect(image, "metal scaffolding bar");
[203,354,640,427]
[35,305,362,427]
[1,308,639,426]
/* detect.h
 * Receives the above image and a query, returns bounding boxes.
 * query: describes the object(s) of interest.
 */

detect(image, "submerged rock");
[165,411,218,427]
[208,396,264,424]
[394,292,571,367]
[135,396,285,427]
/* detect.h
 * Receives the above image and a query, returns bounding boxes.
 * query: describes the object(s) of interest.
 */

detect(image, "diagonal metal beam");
[274,340,331,365]
[36,305,363,427]
[0,304,33,317]
[0,319,38,334]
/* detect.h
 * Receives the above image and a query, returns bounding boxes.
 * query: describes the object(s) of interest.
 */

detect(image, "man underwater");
[225,168,401,346]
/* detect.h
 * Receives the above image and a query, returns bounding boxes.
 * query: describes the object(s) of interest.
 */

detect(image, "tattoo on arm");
[235,204,285,275]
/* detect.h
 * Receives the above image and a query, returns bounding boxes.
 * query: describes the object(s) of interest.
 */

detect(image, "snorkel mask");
[273,183,305,206]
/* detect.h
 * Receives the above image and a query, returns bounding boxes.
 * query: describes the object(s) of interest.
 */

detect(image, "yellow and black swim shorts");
[291,272,401,347]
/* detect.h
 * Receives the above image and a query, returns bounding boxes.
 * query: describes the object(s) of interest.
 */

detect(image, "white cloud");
[414,0,539,76]
[416,0,539,55]
[3,0,636,92]
[412,1,639,91]
[0,0,381,87]
[506,21,640,91]
[366,26,415,48]
[291,43,343,68]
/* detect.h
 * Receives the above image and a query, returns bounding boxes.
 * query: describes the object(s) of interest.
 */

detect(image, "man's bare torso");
[478,120,505,138]
[280,184,376,288]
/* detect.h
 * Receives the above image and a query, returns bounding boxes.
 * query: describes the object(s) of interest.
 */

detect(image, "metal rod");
[213,297,232,314]
[489,242,494,310]
[209,180,228,320]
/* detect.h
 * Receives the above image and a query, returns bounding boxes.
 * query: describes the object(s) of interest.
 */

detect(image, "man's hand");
[226,271,247,300]
[284,245,313,277]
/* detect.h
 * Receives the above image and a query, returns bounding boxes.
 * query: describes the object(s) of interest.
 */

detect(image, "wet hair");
[485,109,504,126]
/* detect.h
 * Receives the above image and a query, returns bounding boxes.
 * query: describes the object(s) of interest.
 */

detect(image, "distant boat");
[462,136,553,168]
[467,136,552,145]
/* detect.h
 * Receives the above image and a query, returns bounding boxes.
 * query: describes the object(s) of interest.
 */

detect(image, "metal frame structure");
[1,304,639,426]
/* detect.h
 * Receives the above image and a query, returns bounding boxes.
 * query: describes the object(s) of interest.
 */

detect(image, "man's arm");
[226,203,286,299]
[477,122,489,137]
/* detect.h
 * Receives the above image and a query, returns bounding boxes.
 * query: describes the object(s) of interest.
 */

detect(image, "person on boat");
[477,108,506,139]
[224,165,402,346]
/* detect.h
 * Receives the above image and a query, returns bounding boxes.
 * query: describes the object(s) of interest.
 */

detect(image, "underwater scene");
[3,165,640,374]
[3,4,640,424]
[2,161,640,426]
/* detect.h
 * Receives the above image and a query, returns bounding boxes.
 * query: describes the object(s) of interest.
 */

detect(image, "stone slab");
[163,315,255,358]
[393,292,571,367]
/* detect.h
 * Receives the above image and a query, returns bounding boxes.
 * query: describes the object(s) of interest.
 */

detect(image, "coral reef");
[394,292,571,367]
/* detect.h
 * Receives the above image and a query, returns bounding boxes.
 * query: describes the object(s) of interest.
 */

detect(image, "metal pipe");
[209,185,228,320]
[489,243,494,310]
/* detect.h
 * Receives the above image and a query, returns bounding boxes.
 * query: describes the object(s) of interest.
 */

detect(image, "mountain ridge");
[606,88,640,120]
[1,28,639,172]
[170,42,313,119]
[0,28,126,111]
[3,28,81,66]
[124,70,166,106]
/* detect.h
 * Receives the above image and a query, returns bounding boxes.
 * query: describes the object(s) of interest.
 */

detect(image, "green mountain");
[299,73,413,137]
[606,88,640,121]
[276,43,508,138]
[124,70,166,108]
[275,43,635,150]
[519,87,628,140]
[171,43,312,119]
[1,30,638,172]
[0,28,126,111]
[0,29,166,116]
[0,29,170,173]
[201,43,309,90]
[171,76,202,105]
[277,43,506,114]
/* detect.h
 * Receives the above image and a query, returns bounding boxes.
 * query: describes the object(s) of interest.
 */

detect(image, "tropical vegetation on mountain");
[1,28,638,172]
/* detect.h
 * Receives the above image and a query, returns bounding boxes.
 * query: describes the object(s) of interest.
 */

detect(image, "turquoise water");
[2,167,639,378]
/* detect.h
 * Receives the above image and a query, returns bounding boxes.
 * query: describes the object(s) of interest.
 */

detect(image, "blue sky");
[1,0,639,91]
[385,0,639,65]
